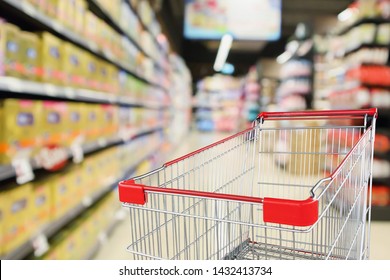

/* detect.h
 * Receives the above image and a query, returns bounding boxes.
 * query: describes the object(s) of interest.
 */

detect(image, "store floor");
[93,131,390,260]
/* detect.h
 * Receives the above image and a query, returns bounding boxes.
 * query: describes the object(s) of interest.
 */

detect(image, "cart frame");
[119,108,377,260]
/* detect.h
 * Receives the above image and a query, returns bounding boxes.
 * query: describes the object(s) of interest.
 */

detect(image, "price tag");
[44,84,57,97]
[7,78,23,92]
[98,232,108,244]
[21,1,37,17]
[82,196,93,207]
[97,138,107,147]
[64,87,76,99]
[32,234,50,257]
[12,158,35,185]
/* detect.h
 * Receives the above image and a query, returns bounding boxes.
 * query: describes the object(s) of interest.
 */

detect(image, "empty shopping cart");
[119,109,377,260]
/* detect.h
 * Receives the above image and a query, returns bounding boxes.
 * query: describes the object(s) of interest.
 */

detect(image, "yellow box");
[0,99,42,164]
[2,183,33,255]
[0,22,23,78]
[30,176,53,233]
[39,32,64,85]
[74,0,86,35]
[51,170,73,220]
[84,11,98,44]
[41,101,69,147]
[60,43,84,88]
[83,103,99,143]
[97,104,119,139]
[66,102,83,146]
[85,53,98,90]
[20,31,41,81]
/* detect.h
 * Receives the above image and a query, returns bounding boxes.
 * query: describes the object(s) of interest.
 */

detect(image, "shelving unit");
[0,0,192,259]
[193,75,243,132]
[276,24,315,111]
[317,2,390,220]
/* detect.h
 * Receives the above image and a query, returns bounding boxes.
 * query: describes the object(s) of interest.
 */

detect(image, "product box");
[82,103,99,143]
[0,99,42,164]
[84,52,98,90]
[39,32,63,85]
[41,101,69,147]
[0,22,22,78]
[74,0,87,35]
[60,42,83,87]
[84,11,98,44]
[51,170,73,220]
[81,153,100,194]
[30,176,53,232]
[2,183,33,255]
[98,104,119,139]
[66,166,84,205]
[67,102,83,146]
[20,31,41,81]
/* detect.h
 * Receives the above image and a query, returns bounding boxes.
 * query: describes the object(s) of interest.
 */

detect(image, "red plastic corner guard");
[118,179,148,205]
[263,197,318,227]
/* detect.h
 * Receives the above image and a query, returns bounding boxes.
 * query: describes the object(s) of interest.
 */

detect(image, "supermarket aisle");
[93,131,390,260]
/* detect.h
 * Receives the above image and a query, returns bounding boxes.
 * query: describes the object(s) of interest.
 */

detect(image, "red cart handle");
[119,179,319,227]
[258,108,377,120]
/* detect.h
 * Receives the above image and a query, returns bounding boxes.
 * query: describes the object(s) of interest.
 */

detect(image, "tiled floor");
[93,131,390,260]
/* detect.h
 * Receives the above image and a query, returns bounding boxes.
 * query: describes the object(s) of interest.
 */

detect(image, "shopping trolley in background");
[119,109,377,260]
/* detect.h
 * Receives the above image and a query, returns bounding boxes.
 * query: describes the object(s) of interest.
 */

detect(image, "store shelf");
[0,0,167,91]
[126,1,167,56]
[0,126,165,183]
[344,43,390,57]
[87,0,166,72]
[0,76,167,109]
[0,141,164,260]
[333,17,390,36]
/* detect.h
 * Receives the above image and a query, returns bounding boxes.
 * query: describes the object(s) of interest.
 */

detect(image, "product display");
[0,0,192,260]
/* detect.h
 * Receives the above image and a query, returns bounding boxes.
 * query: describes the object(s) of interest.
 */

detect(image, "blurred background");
[0,0,389,260]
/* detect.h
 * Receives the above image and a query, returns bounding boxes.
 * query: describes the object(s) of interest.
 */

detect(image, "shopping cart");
[119,109,377,260]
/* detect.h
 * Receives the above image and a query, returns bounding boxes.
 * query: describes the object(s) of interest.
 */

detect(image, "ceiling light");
[213,34,233,72]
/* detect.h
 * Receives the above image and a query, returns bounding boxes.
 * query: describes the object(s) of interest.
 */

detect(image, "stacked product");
[318,0,390,218]
[193,75,243,132]
[0,0,193,260]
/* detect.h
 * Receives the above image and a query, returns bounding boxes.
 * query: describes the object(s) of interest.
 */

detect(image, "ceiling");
[154,0,352,82]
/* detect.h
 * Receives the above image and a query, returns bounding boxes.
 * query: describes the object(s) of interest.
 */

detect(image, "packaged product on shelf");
[30,176,53,233]
[20,31,41,81]
[84,11,98,46]
[51,170,73,220]
[41,101,68,147]
[74,0,86,35]
[81,153,100,194]
[0,22,23,78]
[107,64,119,94]
[0,99,42,164]
[60,43,84,88]
[85,53,98,90]
[1,183,33,255]
[376,23,390,45]
[81,103,99,143]
[66,166,85,206]
[97,104,119,139]
[67,102,83,147]
[39,32,64,85]
[372,186,390,206]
